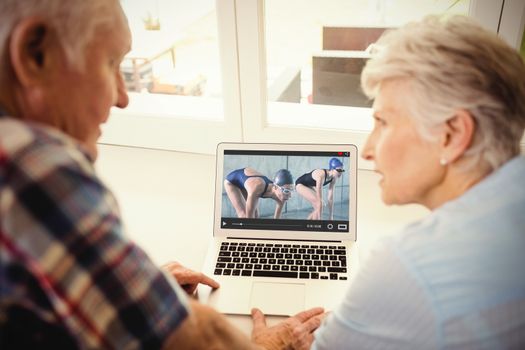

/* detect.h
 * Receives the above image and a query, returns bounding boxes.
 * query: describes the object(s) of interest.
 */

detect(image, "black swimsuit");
[295,169,332,188]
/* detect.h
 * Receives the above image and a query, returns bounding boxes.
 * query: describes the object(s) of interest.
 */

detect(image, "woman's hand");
[251,307,325,350]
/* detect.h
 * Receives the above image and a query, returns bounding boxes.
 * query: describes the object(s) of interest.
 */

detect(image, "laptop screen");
[219,147,353,234]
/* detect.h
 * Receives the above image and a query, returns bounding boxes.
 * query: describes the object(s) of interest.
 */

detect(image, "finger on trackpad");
[250,282,305,316]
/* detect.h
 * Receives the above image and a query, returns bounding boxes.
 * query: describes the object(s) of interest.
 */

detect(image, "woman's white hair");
[361,15,525,171]
[0,0,123,69]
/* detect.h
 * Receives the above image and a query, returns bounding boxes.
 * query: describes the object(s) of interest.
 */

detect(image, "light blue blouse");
[313,156,525,349]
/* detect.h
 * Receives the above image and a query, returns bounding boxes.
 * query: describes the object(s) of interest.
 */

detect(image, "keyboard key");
[309,266,317,272]
[334,249,346,255]
[282,265,290,271]
[232,270,241,276]
[242,270,252,276]
[254,264,262,270]
[321,276,329,280]
[272,265,280,271]
[216,263,226,268]
[217,257,232,262]
[245,264,253,269]
[291,266,298,271]
[263,265,271,270]
[339,276,348,280]
[233,258,241,263]
[327,267,347,273]
[253,270,298,278]
[223,269,232,275]
[330,273,338,280]
[311,273,319,279]
[214,269,222,275]
[227,263,235,268]
[299,272,309,279]
[300,266,308,272]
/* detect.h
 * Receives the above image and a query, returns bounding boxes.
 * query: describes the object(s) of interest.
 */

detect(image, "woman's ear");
[440,109,476,164]
[9,17,55,87]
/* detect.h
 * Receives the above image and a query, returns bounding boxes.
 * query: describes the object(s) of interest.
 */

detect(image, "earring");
[440,158,448,166]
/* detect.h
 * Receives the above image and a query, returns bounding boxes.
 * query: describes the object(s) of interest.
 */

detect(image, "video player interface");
[220,150,351,233]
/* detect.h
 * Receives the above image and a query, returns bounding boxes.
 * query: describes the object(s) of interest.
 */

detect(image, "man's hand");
[251,307,324,350]
[162,261,219,295]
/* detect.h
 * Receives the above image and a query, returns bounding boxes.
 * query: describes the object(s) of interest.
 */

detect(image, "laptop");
[198,142,358,316]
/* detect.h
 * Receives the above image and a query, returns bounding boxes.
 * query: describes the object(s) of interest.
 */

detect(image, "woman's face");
[361,80,445,207]
[275,184,294,201]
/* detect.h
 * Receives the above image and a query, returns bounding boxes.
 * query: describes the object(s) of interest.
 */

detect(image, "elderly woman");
[299,15,525,349]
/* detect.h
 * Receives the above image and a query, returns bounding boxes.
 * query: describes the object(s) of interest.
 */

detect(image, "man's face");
[44,6,131,159]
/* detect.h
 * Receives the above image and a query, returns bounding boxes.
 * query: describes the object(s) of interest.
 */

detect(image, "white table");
[96,143,428,333]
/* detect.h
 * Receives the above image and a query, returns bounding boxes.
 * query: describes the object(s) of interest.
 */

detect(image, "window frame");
[101,0,525,164]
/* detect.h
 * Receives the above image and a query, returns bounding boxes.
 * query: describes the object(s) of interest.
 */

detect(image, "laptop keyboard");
[213,242,348,280]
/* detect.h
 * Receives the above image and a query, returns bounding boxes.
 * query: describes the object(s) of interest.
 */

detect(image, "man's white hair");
[0,0,122,69]
[361,15,525,171]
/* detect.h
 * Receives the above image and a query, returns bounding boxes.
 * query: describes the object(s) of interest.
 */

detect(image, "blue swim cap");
[274,169,294,186]
[329,157,343,170]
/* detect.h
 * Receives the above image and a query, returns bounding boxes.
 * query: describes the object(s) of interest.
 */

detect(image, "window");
[101,0,242,154]
[102,0,524,165]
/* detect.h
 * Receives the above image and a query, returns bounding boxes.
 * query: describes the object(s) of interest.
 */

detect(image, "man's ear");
[9,17,55,87]
[440,109,476,164]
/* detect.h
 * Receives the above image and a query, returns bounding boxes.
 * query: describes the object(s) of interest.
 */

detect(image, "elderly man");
[0,0,322,348]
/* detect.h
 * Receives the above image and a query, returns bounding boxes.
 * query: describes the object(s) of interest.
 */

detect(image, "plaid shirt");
[0,116,189,349]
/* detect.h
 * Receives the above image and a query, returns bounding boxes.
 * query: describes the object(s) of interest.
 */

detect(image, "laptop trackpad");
[250,282,305,316]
